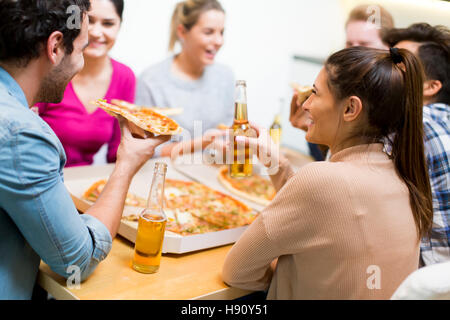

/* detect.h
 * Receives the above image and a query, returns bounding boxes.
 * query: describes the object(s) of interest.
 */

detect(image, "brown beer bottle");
[230,80,253,178]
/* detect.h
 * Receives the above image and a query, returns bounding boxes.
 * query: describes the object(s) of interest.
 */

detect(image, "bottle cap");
[154,162,167,174]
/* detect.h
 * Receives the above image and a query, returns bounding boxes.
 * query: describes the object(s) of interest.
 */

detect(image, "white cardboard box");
[64,158,252,254]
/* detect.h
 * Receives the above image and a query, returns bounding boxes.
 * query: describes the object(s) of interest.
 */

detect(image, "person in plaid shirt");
[384,23,449,266]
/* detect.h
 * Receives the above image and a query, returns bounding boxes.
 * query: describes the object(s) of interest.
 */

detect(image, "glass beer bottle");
[230,80,253,178]
[132,162,167,274]
[270,98,284,144]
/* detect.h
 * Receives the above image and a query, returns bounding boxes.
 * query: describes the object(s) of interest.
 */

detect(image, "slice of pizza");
[83,179,107,202]
[111,99,184,117]
[95,99,182,136]
[217,166,276,206]
[82,180,147,207]
[290,82,314,105]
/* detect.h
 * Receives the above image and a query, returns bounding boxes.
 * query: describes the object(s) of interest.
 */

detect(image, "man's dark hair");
[0,0,91,67]
[383,23,450,105]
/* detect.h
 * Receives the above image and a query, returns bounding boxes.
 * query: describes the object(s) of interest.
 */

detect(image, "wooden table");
[37,160,254,300]
[37,148,312,300]
[38,236,252,300]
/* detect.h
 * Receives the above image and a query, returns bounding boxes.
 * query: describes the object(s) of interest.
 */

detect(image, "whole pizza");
[95,99,182,136]
[82,178,256,236]
[217,166,276,206]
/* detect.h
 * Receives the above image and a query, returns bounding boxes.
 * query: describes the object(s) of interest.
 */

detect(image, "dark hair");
[383,23,450,104]
[0,0,91,66]
[325,46,433,239]
[109,0,124,20]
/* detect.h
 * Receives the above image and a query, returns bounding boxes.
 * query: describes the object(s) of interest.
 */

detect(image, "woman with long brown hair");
[221,46,433,299]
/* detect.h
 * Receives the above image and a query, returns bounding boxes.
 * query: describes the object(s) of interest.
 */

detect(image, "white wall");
[110,0,450,154]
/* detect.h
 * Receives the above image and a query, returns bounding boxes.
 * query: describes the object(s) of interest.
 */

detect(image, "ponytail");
[169,3,184,51]
[325,46,433,239]
[390,48,433,239]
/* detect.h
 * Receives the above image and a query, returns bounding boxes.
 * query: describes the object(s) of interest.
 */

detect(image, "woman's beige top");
[222,144,420,299]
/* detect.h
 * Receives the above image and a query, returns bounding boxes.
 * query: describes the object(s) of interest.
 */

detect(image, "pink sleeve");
[35,102,47,115]
[107,119,121,163]
[106,61,136,163]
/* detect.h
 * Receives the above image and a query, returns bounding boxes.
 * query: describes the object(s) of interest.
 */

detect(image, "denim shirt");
[0,67,112,299]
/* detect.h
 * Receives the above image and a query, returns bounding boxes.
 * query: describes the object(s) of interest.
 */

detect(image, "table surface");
[38,160,254,300]
[37,149,312,300]
[38,236,252,300]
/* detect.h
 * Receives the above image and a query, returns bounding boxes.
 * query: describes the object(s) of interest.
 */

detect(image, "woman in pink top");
[38,0,134,167]
[221,47,434,299]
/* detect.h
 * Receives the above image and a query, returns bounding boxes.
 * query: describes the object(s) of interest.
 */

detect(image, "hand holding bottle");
[210,122,284,175]
[234,122,281,171]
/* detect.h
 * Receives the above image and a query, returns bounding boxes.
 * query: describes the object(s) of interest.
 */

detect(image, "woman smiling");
[222,46,433,299]
[37,0,135,167]
[136,0,235,158]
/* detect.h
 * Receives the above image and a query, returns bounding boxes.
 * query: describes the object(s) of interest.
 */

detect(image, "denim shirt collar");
[0,66,29,109]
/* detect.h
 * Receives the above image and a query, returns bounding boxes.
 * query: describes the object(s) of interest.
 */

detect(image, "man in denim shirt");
[0,0,169,299]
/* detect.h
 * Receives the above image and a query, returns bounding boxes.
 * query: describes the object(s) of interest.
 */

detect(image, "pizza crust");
[95,99,182,136]
[217,167,272,206]
[290,83,314,105]
[111,99,183,117]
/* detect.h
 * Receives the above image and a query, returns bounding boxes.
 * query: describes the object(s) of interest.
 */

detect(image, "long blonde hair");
[168,0,225,51]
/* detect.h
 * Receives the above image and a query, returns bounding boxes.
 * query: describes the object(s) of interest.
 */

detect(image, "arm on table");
[1,129,112,281]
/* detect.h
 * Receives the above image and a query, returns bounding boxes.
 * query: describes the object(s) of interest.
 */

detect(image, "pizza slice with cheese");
[217,166,276,206]
[95,99,182,136]
[111,99,183,117]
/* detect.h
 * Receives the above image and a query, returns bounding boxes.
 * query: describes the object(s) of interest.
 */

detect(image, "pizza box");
[63,158,251,254]
[170,146,313,212]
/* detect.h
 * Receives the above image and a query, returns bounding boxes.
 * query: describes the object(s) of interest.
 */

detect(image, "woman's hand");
[209,123,284,175]
[167,129,226,160]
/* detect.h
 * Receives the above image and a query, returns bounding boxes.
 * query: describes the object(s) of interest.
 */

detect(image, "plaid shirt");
[420,103,450,266]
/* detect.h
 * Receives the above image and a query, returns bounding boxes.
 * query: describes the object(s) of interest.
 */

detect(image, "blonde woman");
[136,0,234,157]
[345,4,394,49]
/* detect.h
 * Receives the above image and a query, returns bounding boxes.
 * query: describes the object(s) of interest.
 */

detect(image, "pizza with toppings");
[82,178,256,236]
[217,166,276,206]
[110,99,183,117]
[95,99,182,135]
[163,179,255,230]
[82,179,147,207]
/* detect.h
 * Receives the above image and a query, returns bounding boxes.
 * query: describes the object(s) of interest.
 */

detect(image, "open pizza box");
[64,158,254,254]
[170,146,313,212]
